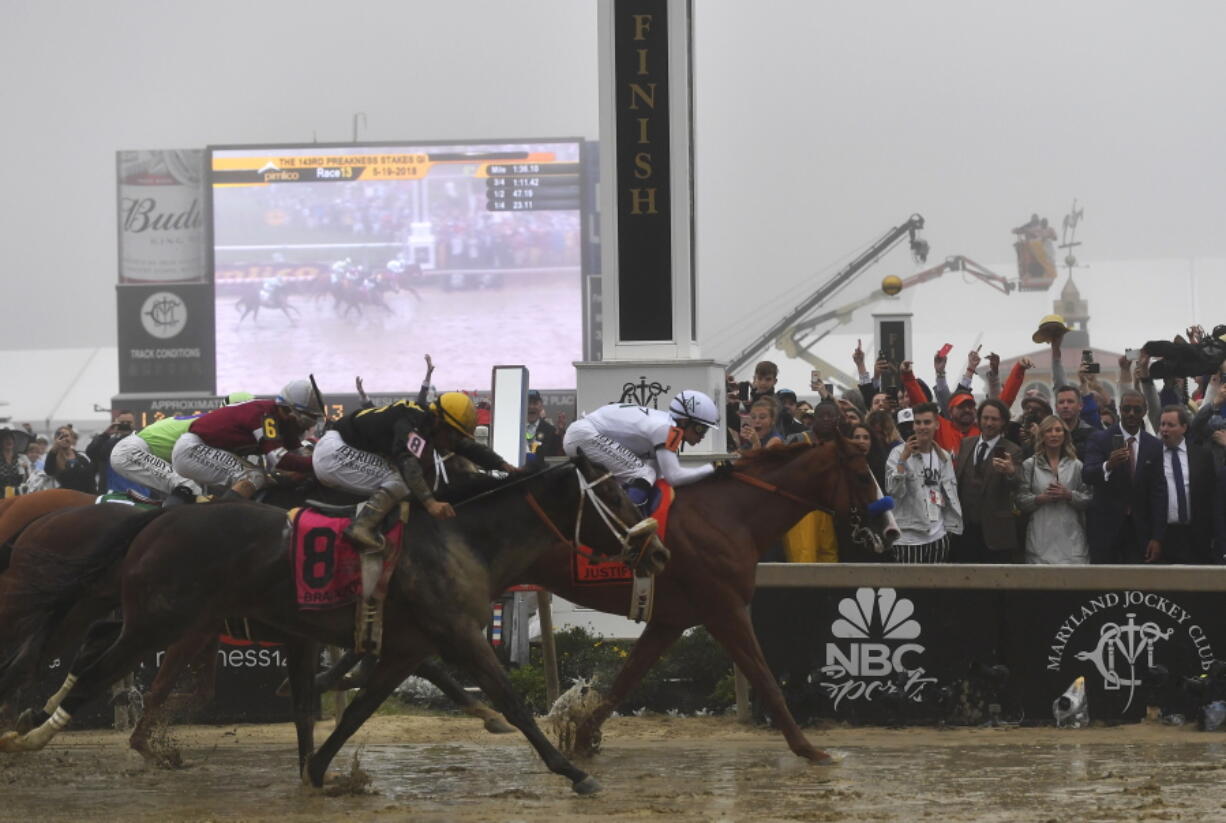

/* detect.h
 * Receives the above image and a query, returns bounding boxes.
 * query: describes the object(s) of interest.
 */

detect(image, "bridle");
[457,461,658,571]
[728,446,883,549]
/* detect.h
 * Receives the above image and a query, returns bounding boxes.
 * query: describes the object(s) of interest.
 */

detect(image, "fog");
[2,0,1223,372]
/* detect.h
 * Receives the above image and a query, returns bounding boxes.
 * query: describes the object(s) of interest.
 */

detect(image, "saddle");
[287,502,408,655]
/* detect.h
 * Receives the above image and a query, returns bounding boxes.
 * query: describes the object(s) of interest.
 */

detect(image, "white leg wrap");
[43,673,78,714]
[9,708,72,751]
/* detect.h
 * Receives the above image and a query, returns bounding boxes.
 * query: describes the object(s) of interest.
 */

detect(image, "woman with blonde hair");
[1015,415,1091,564]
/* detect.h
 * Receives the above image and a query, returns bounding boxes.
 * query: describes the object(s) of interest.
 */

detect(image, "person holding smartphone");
[86,409,149,495]
[44,425,95,493]
[885,402,963,563]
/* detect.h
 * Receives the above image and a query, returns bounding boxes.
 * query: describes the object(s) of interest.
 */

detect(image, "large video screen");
[208,140,585,397]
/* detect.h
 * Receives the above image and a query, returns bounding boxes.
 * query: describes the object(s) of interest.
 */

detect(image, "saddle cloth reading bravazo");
[289,508,404,610]
[571,479,675,586]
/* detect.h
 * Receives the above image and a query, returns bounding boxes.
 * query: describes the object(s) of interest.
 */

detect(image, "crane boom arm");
[725,214,927,376]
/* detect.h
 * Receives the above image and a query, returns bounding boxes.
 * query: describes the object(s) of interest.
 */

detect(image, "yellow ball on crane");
[881,275,903,296]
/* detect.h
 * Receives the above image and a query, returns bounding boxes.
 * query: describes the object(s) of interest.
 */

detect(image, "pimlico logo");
[821,587,935,710]
[140,291,187,339]
[1048,590,1216,712]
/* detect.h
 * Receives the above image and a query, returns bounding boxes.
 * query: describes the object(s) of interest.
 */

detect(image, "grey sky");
[3,1,1224,365]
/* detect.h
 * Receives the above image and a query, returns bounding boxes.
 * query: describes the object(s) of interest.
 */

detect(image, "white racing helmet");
[668,390,719,428]
[276,378,323,425]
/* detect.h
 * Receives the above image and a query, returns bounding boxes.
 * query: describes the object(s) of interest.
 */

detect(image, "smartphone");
[938,343,953,359]
[991,445,1008,459]
[1124,348,1142,361]
[1112,433,1125,451]
[897,419,914,441]
[810,369,821,391]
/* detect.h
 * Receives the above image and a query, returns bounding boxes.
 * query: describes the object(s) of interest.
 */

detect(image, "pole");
[537,591,561,706]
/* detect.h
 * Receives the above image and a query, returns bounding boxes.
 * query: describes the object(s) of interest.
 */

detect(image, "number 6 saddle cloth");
[288,507,405,610]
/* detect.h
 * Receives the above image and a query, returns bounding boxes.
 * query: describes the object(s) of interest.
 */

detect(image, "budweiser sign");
[117,149,206,284]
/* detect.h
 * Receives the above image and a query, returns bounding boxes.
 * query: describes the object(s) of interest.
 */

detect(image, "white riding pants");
[312,430,407,497]
[171,432,266,490]
[110,434,201,496]
[562,420,656,486]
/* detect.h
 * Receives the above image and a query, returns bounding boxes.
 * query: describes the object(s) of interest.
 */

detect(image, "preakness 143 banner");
[116,150,214,393]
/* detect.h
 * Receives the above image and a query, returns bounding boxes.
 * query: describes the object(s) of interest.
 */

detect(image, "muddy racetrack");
[2,713,1225,822]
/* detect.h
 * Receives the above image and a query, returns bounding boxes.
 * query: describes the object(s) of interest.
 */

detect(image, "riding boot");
[161,485,196,509]
[626,478,653,519]
[219,477,258,501]
[344,488,400,554]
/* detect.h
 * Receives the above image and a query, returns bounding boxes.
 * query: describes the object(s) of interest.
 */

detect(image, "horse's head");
[569,451,670,576]
[830,438,899,554]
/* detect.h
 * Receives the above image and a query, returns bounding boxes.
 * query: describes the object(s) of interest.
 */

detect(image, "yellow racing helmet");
[431,392,477,437]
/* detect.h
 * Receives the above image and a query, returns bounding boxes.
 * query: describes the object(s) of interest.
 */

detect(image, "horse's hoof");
[572,775,601,795]
[0,730,23,752]
[306,759,327,788]
[804,748,838,765]
[482,716,515,735]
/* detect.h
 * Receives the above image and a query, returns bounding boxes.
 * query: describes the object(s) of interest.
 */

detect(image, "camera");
[116,421,133,432]
[1081,349,1100,374]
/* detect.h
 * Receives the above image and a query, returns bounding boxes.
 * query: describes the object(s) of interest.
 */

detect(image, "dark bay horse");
[0,487,514,760]
[518,439,896,763]
[1,457,666,795]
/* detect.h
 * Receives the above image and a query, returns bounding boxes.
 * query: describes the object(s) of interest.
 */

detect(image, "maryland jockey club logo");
[1048,591,1216,712]
[140,291,187,339]
[619,376,671,409]
[821,587,935,710]
[1073,614,1171,711]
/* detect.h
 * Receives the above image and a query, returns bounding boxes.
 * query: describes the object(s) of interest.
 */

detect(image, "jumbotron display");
[208,139,586,396]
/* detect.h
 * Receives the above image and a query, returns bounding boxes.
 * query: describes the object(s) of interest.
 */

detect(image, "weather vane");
[1059,199,1085,282]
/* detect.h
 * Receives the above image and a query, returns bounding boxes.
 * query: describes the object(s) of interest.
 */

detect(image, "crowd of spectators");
[726,321,1226,567]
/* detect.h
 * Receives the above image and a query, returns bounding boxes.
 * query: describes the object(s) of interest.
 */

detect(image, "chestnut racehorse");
[520,439,896,763]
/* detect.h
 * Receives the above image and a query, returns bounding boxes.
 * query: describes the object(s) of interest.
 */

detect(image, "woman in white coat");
[1016,415,1092,564]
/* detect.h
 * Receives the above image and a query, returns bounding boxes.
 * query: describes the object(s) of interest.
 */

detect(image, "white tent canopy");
[0,347,118,437]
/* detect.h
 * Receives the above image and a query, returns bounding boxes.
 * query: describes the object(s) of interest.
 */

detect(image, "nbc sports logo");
[826,588,924,677]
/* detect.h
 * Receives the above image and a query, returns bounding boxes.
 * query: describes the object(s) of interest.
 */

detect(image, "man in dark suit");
[1083,389,1167,563]
[1155,405,1215,563]
[525,390,563,459]
[953,399,1023,563]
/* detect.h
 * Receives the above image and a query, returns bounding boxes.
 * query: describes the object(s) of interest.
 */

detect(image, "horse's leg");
[703,605,832,764]
[306,655,420,787]
[0,619,164,752]
[573,620,685,756]
[415,659,513,734]
[438,625,599,795]
[128,630,217,763]
[284,638,318,776]
[13,617,124,731]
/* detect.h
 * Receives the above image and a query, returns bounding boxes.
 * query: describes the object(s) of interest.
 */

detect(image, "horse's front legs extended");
[703,602,832,764]
[439,623,600,795]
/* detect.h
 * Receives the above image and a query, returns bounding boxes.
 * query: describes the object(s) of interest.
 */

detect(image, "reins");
[455,461,654,568]
[728,470,835,515]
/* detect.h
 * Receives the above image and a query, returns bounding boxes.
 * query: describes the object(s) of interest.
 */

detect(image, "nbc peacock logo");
[821,587,934,709]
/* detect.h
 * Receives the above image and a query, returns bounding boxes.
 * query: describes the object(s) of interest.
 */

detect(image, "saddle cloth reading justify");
[290,508,404,610]
[572,479,674,586]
